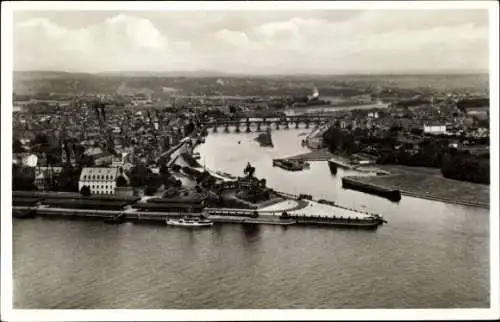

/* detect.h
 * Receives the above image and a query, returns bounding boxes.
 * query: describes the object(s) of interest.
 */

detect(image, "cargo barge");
[341,177,401,202]
[293,214,385,229]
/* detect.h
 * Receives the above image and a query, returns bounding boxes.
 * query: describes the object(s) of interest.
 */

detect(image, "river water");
[13,128,489,309]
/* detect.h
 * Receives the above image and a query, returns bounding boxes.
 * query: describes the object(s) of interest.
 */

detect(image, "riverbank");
[280,148,489,208]
[283,149,333,161]
[344,173,489,208]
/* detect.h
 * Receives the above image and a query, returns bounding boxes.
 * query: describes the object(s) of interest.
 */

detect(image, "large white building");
[79,167,120,195]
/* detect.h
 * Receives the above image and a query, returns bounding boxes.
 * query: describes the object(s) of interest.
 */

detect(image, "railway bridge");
[201,115,335,133]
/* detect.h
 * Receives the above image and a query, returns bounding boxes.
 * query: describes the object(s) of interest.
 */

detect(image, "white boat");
[166,217,213,227]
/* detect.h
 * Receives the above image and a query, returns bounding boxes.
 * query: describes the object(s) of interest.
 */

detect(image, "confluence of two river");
[13,128,489,309]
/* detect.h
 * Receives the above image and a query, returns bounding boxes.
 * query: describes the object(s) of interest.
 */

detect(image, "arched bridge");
[202,115,335,133]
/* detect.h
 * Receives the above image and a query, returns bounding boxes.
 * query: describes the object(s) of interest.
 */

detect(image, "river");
[13,129,489,309]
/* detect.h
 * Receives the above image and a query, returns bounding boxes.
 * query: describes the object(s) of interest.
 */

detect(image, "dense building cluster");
[12,73,490,194]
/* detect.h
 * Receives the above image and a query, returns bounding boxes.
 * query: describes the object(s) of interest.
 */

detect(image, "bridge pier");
[257,122,261,131]
[276,122,280,130]
[305,121,309,129]
[285,121,289,129]
[224,124,230,133]
[213,126,218,133]
[246,122,251,132]
[235,125,240,133]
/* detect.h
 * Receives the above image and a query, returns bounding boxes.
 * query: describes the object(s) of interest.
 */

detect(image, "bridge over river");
[202,115,335,133]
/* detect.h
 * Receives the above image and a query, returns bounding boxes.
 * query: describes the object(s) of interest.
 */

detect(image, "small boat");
[273,159,310,171]
[166,217,213,227]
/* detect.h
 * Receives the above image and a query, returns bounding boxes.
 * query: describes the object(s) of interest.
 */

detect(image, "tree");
[12,165,36,191]
[32,133,50,153]
[388,125,402,137]
[441,151,489,184]
[80,154,95,167]
[159,163,170,176]
[323,126,343,153]
[80,185,91,196]
[116,176,127,187]
[144,185,157,196]
[184,122,196,136]
[146,173,162,189]
[13,139,25,154]
[410,128,424,136]
[56,166,80,192]
[128,164,151,188]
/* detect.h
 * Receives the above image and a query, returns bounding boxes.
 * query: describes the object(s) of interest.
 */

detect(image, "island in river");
[254,127,274,147]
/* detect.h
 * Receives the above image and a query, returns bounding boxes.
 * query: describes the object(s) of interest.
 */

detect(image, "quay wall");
[13,206,384,228]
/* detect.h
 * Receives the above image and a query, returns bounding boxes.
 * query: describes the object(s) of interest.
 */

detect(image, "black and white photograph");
[1,1,499,321]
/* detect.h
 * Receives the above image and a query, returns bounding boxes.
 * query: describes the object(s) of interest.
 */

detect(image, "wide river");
[13,129,489,309]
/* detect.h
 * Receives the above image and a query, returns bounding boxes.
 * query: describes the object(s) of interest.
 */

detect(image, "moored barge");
[342,177,401,202]
[273,159,310,171]
[279,210,386,229]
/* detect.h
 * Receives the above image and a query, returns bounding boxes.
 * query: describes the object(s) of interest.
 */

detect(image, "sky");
[13,9,490,74]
